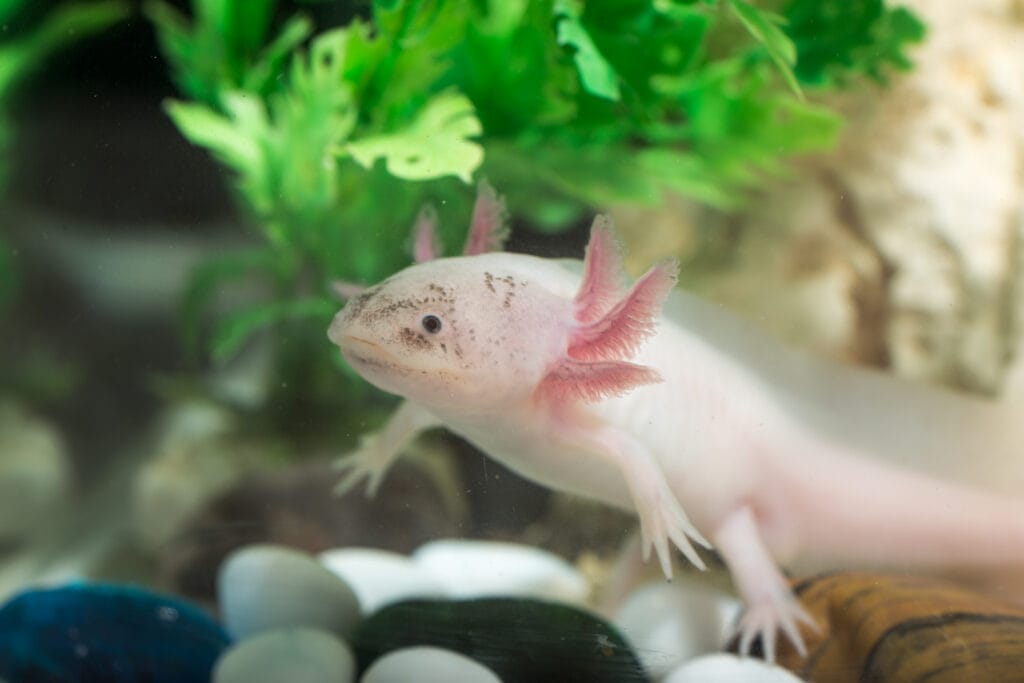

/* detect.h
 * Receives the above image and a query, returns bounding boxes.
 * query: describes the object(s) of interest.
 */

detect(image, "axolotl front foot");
[713,505,819,662]
[332,400,441,498]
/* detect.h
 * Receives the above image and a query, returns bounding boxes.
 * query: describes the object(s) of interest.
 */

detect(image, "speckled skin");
[329,208,1024,661]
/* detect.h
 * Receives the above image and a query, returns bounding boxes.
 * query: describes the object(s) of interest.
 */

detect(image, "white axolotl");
[327,183,1024,660]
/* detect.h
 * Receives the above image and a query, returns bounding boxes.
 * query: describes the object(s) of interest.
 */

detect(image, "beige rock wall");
[618,1,1024,397]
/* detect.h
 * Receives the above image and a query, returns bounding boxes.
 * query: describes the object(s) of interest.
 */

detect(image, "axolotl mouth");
[337,335,397,371]
[327,312,394,370]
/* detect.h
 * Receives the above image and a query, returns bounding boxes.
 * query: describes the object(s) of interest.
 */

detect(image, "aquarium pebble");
[613,581,738,678]
[212,627,355,683]
[218,544,361,640]
[318,547,446,614]
[410,539,589,603]
[361,646,503,683]
[0,583,229,683]
[663,653,805,682]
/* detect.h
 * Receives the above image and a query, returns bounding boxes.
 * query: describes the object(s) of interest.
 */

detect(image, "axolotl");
[327,183,1024,659]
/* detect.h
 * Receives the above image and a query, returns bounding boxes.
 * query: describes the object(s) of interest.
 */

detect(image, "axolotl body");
[328,184,1024,658]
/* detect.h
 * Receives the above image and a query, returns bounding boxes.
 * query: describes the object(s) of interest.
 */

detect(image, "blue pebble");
[0,583,231,683]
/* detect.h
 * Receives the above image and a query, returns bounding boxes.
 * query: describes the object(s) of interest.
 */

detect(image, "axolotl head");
[328,182,674,413]
[328,255,573,413]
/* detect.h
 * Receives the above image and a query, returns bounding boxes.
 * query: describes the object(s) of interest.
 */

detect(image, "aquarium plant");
[0,0,129,317]
[147,0,924,430]
[0,0,128,411]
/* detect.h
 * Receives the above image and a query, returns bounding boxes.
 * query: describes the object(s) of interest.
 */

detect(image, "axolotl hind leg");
[713,504,818,662]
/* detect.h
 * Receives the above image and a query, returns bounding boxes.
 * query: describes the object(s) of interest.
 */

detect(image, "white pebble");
[319,547,446,614]
[411,539,588,603]
[361,647,501,683]
[614,582,734,679]
[663,654,804,683]
[218,544,360,640]
[213,628,355,683]
[0,402,70,541]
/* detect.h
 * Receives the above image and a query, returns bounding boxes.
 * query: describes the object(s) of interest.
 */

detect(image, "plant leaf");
[215,0,277,58]
[179,247,282,357]
[553,0,621,101]
[728,0,802,98]
[164,97,264,174]
[242,14,314,95]
[0,0,25,27]
[344,90,483,183]
[784,0,926,86]
[211,296,337,363]
[0,0,130,96]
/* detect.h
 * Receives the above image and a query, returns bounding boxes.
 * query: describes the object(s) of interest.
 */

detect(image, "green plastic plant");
[148,0,924,425]
[0,0,130,316]
[783,0,926,86]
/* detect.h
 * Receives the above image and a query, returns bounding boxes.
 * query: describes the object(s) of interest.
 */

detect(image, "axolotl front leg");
[333,399,441,497]
[540,405,712,576]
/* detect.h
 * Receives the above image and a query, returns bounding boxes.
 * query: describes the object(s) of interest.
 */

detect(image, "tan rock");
[619,0,1024,396]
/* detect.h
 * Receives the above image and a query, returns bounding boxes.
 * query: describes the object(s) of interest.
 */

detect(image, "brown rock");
[753,572,1024,682]
[160,460,461,606]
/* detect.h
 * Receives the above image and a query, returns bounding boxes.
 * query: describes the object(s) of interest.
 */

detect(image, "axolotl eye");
[421,314,443,334]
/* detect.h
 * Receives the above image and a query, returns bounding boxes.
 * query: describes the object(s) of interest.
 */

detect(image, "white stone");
[213,628,355,683]
[0,401,70,540]
[318,547,446,614]
[663,654,803,683]
[411,539,588,603]
[218,544,361,640]
[361,647,502,683]
[131,400,279,551]
[613,582,736,679]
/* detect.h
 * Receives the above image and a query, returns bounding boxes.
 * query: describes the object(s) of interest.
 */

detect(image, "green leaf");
[354,1,468,129]
[553,0,621,101]
[165,96,264,173]
[0,0,130,96]
[0,0,25,27]
[165,26,360,254]
[795,0,924,86]
[728,0,802,98]
[0,1,126,190]
[211,296,337,363]
[344,91,483,183]
[22,0,130,53]
[784,0,925,86]
[179,246,283,357]
[201,0,277,58]
[487,142,727,215]
[242,14,314,94]
[635,149,739,208]
[147,0,311,106]
[455,3,578,135]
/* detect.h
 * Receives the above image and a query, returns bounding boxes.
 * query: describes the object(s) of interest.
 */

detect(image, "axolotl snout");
[328,183,1024,660]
